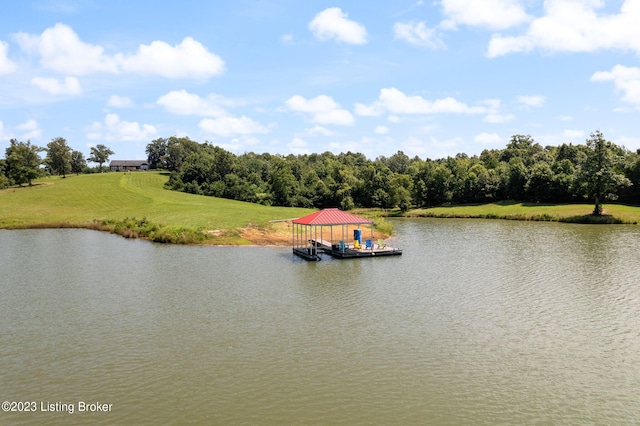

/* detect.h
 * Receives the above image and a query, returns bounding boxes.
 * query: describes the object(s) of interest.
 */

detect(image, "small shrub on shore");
[93,217,213,244]
[559,214,626,224]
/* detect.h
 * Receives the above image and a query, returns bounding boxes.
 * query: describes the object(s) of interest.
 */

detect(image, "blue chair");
[339,240,346,251]
[365,239,373,249]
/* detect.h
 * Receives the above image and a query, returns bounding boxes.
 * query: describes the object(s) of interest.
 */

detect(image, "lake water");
[1,219,640,425]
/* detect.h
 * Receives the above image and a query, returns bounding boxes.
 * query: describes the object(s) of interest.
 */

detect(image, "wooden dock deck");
[293,239,402,261]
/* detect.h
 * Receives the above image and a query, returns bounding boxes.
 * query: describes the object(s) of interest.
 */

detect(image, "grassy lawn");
[405,201,640,224]
[0,172,314,244]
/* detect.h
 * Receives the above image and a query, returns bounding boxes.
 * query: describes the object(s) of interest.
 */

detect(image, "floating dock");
[290,208,402,262]
[293,239,402,261]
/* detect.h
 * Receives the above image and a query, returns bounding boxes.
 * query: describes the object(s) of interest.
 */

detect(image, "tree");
[526,162,554,202]
[389,174,413,211]
[88,144,114,172]
[269,162,298,206]
[146,138,168,169]
[5,139,43,186]
[578,130,631,215]
[501,134,542,166]
[0,159,9,189]
[45,137,72,177]
[385,150,411,174]
[71,150,87,175]
[164,136,200,171]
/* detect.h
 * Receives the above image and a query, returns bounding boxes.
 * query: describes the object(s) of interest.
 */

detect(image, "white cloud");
[215,136,262,154]
[487,0,640,57]
[286,94,355,125]
[591,65,640,104]
[354,102,384,117]
[401,136,429,157]
[0,41,16,74]
[359,87,486,116]
[288,137,310,154]
[309,7,368,45]
[13,23,224,79]
[327,140,363,154]
[199,116,269,136]
[157,90,228,117]
[381,87,486,114]
[16,119,42,140]
[305,125,334,136]
[474,132,502,144]
[480,99,515,123]
[375,125,389,134]
[14,23,118,74]
[107,95,134,108]
[31,76,81,95]
[117,37,225,79]
[518,95,546,108]
[394,22,445,49]
[562,129,585,139]
[314,109,355,126]
[86,113,157,141]
[440,0,530,30]
[400,135,464,158]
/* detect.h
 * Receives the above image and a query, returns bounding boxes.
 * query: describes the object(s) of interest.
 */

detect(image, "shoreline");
[2,204,636,247]
[0,220,391,246]
[400,202,639,225]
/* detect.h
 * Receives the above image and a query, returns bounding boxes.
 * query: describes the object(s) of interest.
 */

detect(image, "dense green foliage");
[88,144,114,173]
[4,139,43,186]
[45,137,72,177]
[150,132,638,211]
[577,131,631,215]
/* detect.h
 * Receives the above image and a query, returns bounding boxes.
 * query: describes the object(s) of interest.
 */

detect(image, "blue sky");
[1,0,639,161]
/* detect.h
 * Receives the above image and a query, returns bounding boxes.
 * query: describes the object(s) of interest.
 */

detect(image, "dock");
[290,208,402,262]
[293,239,402,261]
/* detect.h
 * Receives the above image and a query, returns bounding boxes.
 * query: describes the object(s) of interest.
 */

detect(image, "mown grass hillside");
[0,172,313,244]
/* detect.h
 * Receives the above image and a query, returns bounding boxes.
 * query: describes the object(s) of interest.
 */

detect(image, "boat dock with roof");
[291,208,402,261]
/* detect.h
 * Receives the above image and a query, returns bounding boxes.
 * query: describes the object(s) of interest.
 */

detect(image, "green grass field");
[406,200,640,224]
[0,172,313,244]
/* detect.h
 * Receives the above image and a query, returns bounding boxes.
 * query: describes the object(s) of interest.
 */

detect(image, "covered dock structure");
[292,208,402,261]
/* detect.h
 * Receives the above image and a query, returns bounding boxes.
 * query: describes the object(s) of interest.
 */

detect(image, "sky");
[1,0,640,162]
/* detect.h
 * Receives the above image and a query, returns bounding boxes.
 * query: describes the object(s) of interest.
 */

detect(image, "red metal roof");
[292,208,373,225]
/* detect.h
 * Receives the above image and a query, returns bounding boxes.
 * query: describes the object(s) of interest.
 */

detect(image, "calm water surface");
[1,219,640,425]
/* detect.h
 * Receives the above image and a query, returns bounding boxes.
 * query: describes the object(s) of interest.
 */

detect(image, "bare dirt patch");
[239,221,390,246]
[239,222,292,246]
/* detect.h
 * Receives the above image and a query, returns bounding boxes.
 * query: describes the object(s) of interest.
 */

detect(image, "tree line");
[147,131,635,215]
[0,138,114,188]
[2,131,637,216]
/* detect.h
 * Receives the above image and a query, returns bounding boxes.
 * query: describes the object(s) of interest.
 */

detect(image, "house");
[109,160,149,171]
